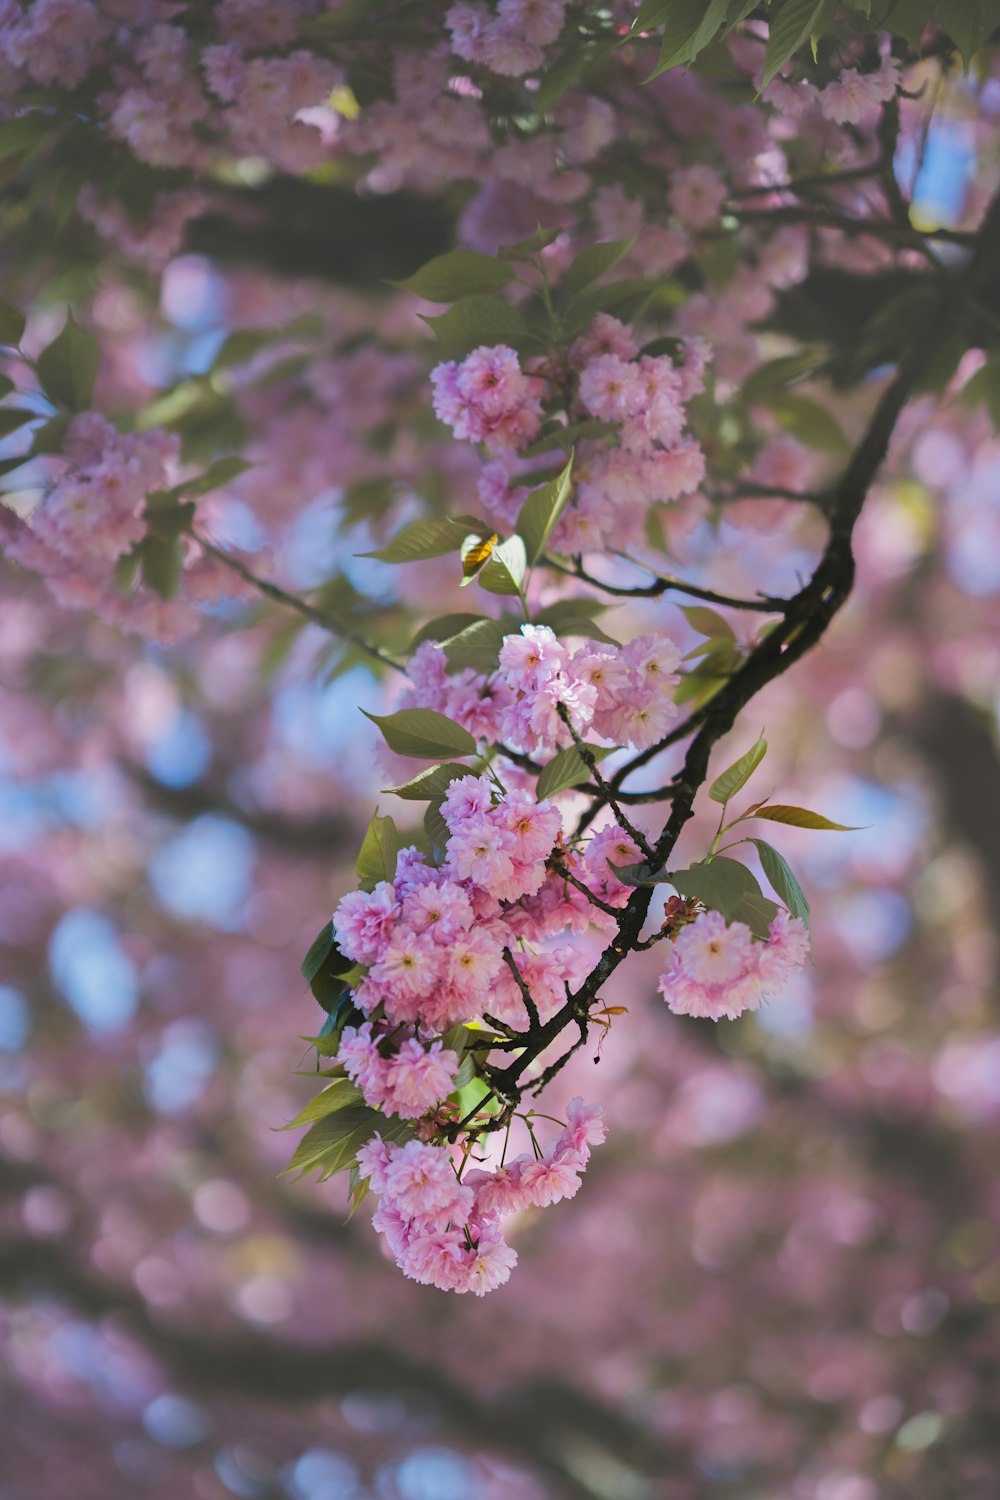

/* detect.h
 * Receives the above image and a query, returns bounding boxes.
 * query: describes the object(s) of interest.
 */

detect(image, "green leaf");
[144,498,195,538]
[536,743,612,800]
[424,798,452,856]
[30,412,72,455]
[709,734,767,804]
[646,0,730,77]
[748,838,810,928]
[0,301,25,347]
[609,859,666,885]
[498,226,562,259]
[301,920,351,985]
[0,408,35,440]
[36,312,99,411]
[564,239,637,294]
[362,517,473,564]
[0,111,55,162]
[478,535,527,596]
[362,707,477,760]
[421,296,531,357]
[629,0,672,33]
[766,392,849,454]
[751,803,858,830]
[392,251,515,303]
[762,0,827,88]
[284,1078,364,1131]
[356,810,401,891]
[679,603,736,640]
[442,616,509,674]
[535,38,616,112]
[962,353,1000,427]
[936,0,995,67]
[384,763,469,800]
[516,453,574,564]
[882,0,933,49]
[741,347,829,402]
[282,1105,383,1180]
[522,419,617,457]
[729,888,781,941]
[670,857,777,939]
[138,535,183,600]
[532,598,618,644]
[175,455,253,498]
[411,612,487,648]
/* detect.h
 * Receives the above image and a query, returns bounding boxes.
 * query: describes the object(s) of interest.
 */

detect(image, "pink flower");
[383,1140,471,1221]
[333,882,400,964]
[355,1134,394,1194]
[519,1154,581,1206]
[383,1038,459,1120]
[445,815,517,889]
[571,314,640,366]
[578,354,645,422]
[669,164,728,228]
[457,1229,518,1294]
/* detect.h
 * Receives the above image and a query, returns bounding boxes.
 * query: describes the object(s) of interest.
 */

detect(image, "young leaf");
[301,920,339,984]
[442,617,508,674]
[392,251,514,303]
[709,734,767,804]
[175,455,253,497]
[36,312,99,411]
[535,743,612,800]
[748,837,810,928]
[362,707,477,759]
[282,1105,382,1180]
[515,453,574,564]
[283,1078,364,1131]
[646,0,730,77]
[411,612,485,648]
[751,804,859,830]
[356,810,400,892]
[138,535,183,600]
[424,798,452,857]
[421,295,531,356]
[671,857,777,938]
[478,534,527,596]
[762,0,827,88]
[937,0,995,68]
[767,392,849,454]
[384,763,469,800]
[361,517,473,564]
[498,226,562,259]
[564,239,637,294]
[609,860,667,885]
[679,603,736,640]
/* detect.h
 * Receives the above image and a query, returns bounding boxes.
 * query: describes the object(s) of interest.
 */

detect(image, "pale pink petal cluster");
[446,0,566,78]
[358,1098,604,1294]
[658,908,810,1021]
[431,345,544,452]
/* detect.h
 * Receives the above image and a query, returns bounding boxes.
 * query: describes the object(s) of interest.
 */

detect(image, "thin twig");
[555,703,656,861]
[197,533,407,674]
[501,949,540,1030]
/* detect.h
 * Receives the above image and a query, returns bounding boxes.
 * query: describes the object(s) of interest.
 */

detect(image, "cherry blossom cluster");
[406,622,682,756]
[657,907,811,1021]
[339,1024,461,1121]
[431,345,545,453]
[434,323,708,556]
[446,0,567,79]
[0,413,249,641]
[357,1096,605,1294]
[333,773,574,1037]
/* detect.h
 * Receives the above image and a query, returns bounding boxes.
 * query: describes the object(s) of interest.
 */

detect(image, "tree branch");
[486,187,1000,1105]
[197,533,407,674]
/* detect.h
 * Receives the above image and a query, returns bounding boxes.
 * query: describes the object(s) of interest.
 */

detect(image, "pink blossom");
[669,164,728,228]
[383,1038,459,1120]
[333,882,400,964]
[383,1140,472,1222]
